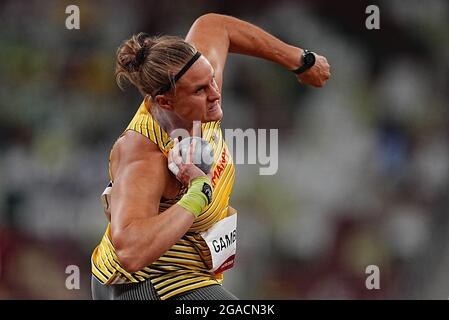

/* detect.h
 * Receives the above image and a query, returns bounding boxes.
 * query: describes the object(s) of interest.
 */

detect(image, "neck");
[151,106,198,137]
[146,97,202,137]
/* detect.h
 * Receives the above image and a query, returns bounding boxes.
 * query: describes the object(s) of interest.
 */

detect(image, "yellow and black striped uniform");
[91,98,236,300]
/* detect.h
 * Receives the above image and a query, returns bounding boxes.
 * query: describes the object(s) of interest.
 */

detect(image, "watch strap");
[292,49,314,75]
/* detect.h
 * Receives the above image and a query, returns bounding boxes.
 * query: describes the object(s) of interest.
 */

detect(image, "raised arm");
[185,13,330,90]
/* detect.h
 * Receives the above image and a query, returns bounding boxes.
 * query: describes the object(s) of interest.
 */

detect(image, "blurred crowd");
[0,0,448,299]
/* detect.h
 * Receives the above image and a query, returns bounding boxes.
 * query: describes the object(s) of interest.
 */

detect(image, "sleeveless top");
[91,98,236,300]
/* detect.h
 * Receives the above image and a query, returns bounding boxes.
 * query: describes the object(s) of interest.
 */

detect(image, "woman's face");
[169,56,222,124]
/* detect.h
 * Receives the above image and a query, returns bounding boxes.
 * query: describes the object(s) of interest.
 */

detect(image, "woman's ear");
[155,94,174,111]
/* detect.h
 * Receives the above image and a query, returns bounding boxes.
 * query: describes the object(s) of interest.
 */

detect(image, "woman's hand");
[297,53,331,87]
[168,138,209,187]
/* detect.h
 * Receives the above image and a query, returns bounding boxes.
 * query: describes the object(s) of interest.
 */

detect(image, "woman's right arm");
[109,131,198,273]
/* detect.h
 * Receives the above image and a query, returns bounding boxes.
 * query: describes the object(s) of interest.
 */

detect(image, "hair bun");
[137,32,151,46]
[134,46,148,68]
[127,33,152,71]
[115,34,196,95]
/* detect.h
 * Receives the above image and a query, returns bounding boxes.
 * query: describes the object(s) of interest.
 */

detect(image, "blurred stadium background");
[0,0,448,299]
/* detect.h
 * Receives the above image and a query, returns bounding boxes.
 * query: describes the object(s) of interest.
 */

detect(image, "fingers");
[319,56,331,80]
[168,138,181,176]
[168,162,180,176]
[186,138,197,165]
[168,142,174,163]
[172,138,183,167]
[317,56,331,80]
[297,55,331,88]
[168,137,208,186]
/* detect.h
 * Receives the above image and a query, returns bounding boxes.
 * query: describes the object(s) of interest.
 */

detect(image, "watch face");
[202,183,212,204]
[304,52,316,67]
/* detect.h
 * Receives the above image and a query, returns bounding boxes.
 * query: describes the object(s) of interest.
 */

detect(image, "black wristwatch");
[202,183,212,204]
[292,49,316,74]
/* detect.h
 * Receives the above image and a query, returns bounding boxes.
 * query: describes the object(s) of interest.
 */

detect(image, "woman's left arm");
[185,13,330,90]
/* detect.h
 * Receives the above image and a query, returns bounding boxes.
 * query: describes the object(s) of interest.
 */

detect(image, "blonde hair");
[115,33,196,98]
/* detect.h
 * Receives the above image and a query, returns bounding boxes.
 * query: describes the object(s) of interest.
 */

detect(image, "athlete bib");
[200,206,237,274]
